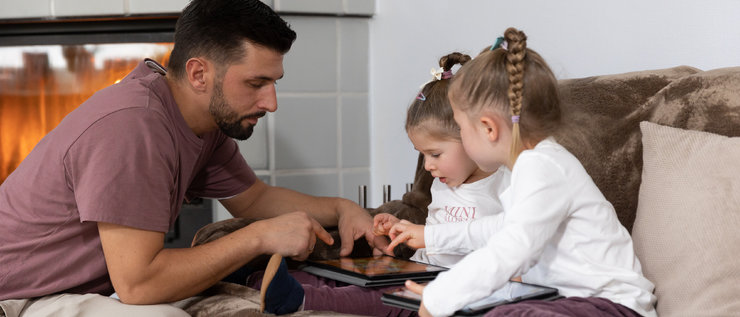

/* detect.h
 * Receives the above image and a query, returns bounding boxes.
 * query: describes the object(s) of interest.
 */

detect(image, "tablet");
[300,255,447,287]
[381,281,560,316]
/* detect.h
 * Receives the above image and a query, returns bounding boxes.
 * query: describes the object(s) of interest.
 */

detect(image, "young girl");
[250,52,508,316]
[373,52,511,268]
[401,28,657,317]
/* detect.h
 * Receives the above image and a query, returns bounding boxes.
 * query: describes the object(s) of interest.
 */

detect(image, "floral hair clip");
[416,92,427,101]
[490,36,507,51]
[431,68,453,80]
[431,67,444,80]
[422,67,453,88]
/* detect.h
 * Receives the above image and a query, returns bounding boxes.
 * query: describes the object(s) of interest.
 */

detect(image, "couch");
[183,65,740,316]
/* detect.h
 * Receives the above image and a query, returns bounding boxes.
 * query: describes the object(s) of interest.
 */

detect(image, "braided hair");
[449,27,560,165]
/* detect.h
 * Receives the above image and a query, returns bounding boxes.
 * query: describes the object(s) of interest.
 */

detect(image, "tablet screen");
[308,256,446,277]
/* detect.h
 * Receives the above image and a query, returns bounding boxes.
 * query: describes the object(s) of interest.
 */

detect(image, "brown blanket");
[555,66,740,232]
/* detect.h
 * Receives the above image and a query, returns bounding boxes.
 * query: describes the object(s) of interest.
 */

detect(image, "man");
[0,0,382,315]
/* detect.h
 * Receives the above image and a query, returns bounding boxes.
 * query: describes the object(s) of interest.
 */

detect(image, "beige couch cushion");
[632,122,740,316]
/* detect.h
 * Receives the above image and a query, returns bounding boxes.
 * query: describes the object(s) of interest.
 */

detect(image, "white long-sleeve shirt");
[411,167,510,267]
[422,138,657,317]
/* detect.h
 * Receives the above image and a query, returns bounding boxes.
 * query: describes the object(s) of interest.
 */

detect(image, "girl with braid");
[398,28,657,317]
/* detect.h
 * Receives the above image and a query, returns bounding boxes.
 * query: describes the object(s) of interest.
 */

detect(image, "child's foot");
[260,254,305,315]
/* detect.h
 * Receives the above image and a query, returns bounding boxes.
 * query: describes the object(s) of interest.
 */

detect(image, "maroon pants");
[248,270,640,317]
[247,269,415,317]
[483,296,641,317]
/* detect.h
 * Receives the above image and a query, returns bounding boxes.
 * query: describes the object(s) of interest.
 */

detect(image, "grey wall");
[369,0,740,207]
[222,15,372,220]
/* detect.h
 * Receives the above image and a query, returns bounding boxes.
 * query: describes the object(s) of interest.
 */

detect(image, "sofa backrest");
[555,65,740,232]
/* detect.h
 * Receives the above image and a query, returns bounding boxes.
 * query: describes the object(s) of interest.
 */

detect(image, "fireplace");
[0,18,177,183]
[0,17,209,247]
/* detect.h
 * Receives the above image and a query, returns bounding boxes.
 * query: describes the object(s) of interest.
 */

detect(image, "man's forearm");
[224,182,343,227]
[100,222,265,304]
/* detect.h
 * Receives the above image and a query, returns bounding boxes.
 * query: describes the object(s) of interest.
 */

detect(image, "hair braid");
[503,27,527,165]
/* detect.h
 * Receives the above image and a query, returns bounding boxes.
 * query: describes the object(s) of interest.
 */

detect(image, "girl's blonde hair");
[406,52,472,140]
[448,27,560,165]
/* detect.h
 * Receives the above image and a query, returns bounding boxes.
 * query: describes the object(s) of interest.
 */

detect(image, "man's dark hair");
[168,0,297,78]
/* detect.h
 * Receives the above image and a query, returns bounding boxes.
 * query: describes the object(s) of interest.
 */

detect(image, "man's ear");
[185,57,209,92]
[479,114,500,142]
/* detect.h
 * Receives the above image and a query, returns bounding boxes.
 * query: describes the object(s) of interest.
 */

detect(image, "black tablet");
[381,281,560,316]
[300,255,447,287]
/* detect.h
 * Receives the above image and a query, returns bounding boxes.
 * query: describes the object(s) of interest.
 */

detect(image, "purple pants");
[483,296,641,317]
[247,270,639,317]
[247,269,415,317]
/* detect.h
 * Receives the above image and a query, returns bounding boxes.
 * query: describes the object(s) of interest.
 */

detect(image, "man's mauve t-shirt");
[0,60,256,300]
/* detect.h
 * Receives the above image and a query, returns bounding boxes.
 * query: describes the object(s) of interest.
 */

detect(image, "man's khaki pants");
[0,293,190,317]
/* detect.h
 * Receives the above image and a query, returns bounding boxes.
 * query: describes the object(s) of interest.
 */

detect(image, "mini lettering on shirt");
[444,206,477,222]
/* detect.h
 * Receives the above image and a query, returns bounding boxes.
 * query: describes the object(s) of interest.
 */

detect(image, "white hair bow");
[420,67,445,88]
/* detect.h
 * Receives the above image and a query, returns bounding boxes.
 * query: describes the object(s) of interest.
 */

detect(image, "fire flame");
[0,43,172,184]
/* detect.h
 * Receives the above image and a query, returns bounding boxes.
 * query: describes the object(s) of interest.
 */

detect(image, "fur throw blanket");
[555,66,740,232]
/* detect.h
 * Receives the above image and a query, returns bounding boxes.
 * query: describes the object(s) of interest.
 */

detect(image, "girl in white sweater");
[373,52,510,269]
[396,28,657,317]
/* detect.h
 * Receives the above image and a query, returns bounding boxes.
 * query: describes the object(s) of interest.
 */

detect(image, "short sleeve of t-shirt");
[186,133,256,200]
[64,108,177,232]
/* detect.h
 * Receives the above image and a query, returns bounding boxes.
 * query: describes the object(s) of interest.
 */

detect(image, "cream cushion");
[632,121,740,316]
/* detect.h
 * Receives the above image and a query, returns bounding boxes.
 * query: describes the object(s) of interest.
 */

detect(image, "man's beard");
[209,81,265,140]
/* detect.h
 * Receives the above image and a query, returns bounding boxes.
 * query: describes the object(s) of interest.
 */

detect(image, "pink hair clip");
[511,115,520,123]
[416,92,426,101]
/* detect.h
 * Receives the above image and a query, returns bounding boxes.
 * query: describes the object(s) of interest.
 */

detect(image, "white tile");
[260,0,274,8]
[341,95,369,168]
[339,18,369,93]
[275,0,341,14]
[212,200,233,222]
[128,0,187,15]
[127,0,275,19]
[342,170,370,204]
[53,0,125,17]
[274,96,337,169]
[276,173,339,197]
[343,0,374,16]
[237,112,270,170]
[0,0,51,19]
[280,16,337,93]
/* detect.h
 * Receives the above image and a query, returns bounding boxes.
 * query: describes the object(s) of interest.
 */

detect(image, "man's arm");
[221,179,388,255]
[98,211,330,305]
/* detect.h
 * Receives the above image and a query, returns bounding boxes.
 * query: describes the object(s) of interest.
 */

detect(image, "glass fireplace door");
[0,43,173,184]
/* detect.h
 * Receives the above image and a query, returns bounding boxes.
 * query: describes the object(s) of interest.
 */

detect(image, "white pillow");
[632,121,740,316]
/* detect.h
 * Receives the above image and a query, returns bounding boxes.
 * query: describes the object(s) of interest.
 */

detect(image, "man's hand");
[335,199,391,256]
[252,211,334,261]
[373,213,400,236]
[386,220,425,253]
[406,280,431,317]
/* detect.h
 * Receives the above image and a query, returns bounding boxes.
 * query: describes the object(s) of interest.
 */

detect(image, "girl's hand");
[405,280,431,317]
[373,213,400,236]
[386,220,425,253]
